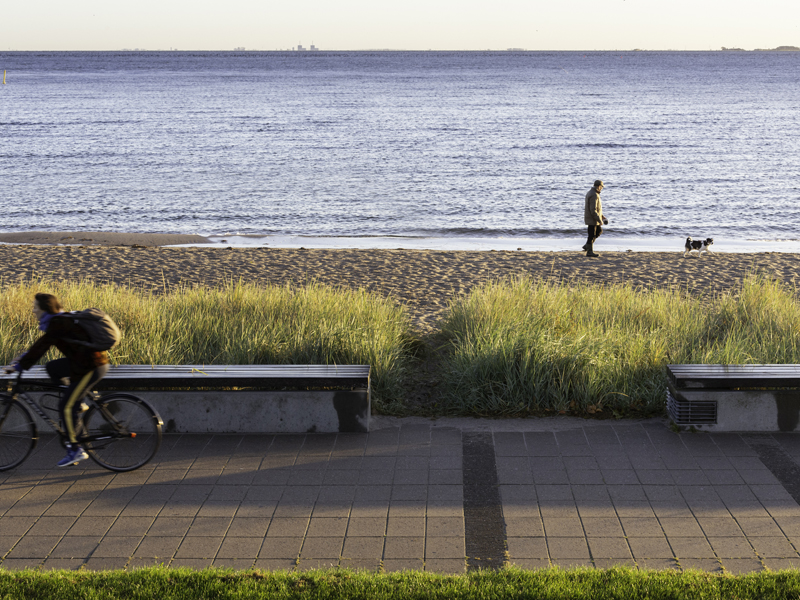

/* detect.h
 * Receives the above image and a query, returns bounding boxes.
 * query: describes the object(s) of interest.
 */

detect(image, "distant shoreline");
[2,231,800,254]
[2,48,799,53]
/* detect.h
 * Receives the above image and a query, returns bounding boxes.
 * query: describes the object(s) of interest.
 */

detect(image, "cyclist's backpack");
[66,308,122,351]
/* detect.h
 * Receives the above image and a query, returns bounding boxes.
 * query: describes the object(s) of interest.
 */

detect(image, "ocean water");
[1,51,799,251]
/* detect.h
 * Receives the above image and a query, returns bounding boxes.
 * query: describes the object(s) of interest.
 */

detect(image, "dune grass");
[0,280,415,411]
[2,566,800,600]
[4,275,799,419]
[439,274,800,417]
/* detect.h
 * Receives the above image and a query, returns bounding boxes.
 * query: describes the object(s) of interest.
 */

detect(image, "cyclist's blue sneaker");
[57,446,88,468]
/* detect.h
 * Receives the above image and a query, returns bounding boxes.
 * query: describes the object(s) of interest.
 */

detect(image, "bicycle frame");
[6,373,131,446]
[7,375,66,436]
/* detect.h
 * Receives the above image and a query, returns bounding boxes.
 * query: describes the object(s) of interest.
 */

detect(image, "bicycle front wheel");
[81,393,162,472]
[0,395,37,471]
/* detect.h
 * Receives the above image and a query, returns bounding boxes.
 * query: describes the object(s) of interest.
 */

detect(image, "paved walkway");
[2,419,800,574]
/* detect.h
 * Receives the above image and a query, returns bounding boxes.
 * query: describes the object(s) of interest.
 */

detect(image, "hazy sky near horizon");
[4,0,798,51]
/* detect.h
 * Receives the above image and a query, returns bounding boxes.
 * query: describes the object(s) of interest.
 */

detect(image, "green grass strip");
[3,567,800,600]
[0,280,415,411]
[440,274,800,417]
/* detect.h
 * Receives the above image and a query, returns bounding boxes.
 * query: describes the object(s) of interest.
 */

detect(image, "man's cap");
[594,180,604,187]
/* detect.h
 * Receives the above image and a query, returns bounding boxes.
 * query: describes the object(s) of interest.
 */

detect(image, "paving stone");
[539,502,579,519]
[41,558,85,571]
[738,470,781,485]
[0,516,37,536]
[84,557,129,570]
[658,517,704,538]
[211,557,255,569]
[49,537,100,559]
[737,517,785,537]
[594,558,637,569]
[721,558,764,574]
[627,537,674,559]
[749,536,799,558]
[551,558,594,569]
[386,517,425,537]
[504,517,544,537]
[543,517,584,537]
[226,517,270,538]
[613,502,655,518]
[581,517,624,537]
[306,517,348,537]
[133,536,183,558]
[106,516,154,537]
[0,558,43,570]
[216,537,264,559]
[577,503,617,518]
[547,537,590,559]
[91,536,143,558]
[5,536,60,559]
[425,559,465,573]
[341,537,384,559]
[426,517,463,537]
[668,537,716,559]
[601,470,639,485]
[26,516,77,537]
[383,558,424,571]
[704,470,745,485]
[388,502,426,518]
[762,557,800,570]
[383,537,424,559]
[170,558,214,569]
[536,486,573,501]
[254,558,297,570]
[708,537,757,558]
[346,517,386,537]
[506,537,548,559]
[679,558,723,572]
[638,558,679,571]
[300,537,343,559]
[533,471,570,485]
[185,517,232,537]
[425,537,464,559]
[429,470,462,485]
[174,536,223,559]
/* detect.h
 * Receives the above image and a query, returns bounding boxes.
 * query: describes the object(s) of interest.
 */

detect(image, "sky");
[3,0,799,51]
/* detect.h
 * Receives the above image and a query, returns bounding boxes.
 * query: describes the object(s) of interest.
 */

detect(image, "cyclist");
[3,293,110,467]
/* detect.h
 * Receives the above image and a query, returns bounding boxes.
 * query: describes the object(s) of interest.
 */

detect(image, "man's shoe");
[586,252,600,257]
[582,243,590,251]
[57,446,88,468]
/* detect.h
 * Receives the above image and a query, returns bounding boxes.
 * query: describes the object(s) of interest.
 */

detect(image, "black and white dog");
[684,237,714,257]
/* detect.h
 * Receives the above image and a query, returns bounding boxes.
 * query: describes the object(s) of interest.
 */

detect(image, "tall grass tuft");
[0,280,415,410]
[440,274,800,417]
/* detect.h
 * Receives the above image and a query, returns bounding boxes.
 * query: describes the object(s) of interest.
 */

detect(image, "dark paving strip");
[462,432,506,571]
[742,434,800,503]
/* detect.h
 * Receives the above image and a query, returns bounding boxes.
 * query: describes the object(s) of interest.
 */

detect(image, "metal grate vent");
[667,391,717,425]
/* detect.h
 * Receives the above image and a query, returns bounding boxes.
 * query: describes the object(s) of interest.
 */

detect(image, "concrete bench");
[2,364,371,434]
[666,364,800,432]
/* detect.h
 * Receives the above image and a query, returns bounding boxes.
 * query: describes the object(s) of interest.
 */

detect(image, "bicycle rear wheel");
[0,395,37,471]
[81,393,162,472]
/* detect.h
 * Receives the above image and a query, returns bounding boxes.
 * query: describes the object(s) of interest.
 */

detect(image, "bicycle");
[0,371,163,472]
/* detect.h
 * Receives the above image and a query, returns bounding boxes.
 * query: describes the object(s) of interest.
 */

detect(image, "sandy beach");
[1,233,799,332]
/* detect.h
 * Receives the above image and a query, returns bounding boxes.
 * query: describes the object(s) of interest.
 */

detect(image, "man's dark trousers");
[586,225,603,249]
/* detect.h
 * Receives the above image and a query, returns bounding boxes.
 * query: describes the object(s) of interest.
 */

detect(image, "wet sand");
[1,239,798,332]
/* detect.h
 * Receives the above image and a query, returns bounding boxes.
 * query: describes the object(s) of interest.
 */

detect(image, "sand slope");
[1,243,798,332]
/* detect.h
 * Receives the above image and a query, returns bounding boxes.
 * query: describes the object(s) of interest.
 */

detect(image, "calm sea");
[1,51,799,251]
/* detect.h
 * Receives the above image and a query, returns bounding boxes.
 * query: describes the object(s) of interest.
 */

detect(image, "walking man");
[583,180,609,257]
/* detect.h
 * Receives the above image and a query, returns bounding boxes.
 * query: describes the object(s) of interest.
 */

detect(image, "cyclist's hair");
[34,293,63,314]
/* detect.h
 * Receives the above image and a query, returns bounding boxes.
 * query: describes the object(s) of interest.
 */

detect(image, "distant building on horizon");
[295,43,320,51]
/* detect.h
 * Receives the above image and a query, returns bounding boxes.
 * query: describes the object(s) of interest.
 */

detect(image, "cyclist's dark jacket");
[17,314,109,379]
